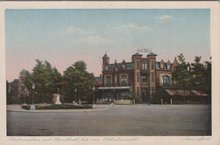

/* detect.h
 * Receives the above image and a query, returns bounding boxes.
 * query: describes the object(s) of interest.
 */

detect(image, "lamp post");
[30,83,36,110]
[24,88,27,104]
[92,86,95,108]
[74,88,77,103]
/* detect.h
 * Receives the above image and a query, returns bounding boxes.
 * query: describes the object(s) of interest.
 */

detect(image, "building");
[97,51,178,103]
[7,69,29,98]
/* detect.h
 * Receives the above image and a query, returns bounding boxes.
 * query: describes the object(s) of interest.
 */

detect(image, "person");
[110,99,114,107]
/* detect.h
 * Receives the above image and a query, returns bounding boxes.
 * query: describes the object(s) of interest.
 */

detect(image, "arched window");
[162,75,170,87]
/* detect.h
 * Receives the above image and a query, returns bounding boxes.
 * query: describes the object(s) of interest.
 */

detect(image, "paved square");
[7,104,211,136]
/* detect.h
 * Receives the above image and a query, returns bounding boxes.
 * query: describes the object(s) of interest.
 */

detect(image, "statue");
[52,88,62,104]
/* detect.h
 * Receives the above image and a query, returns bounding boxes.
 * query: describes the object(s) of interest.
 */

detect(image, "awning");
[98,86,130,90]
[165,89,208,97]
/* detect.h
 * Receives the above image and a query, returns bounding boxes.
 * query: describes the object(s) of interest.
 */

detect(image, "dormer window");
[161,64,164,69]
[122,64,126,69]
[167,64,170,70]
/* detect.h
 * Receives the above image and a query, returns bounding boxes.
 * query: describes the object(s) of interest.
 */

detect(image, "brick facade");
[98,52,178,103]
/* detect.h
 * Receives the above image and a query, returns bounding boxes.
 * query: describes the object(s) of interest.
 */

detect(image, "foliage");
[172,54,211,96]
[152,87,170,104]
[63,60,95,103]
[190,56,205,92]
[203,61,211,95]
[172,53,191,91]
[24,60,62,103]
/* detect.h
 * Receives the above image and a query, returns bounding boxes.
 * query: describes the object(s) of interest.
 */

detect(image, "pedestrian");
[111,100,114,107]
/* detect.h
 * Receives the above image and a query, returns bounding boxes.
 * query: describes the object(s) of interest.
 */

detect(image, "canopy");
[165,89,208,97]
[98,86,130,90]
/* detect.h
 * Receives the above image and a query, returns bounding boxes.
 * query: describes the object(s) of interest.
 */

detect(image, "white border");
[0,1,219,145]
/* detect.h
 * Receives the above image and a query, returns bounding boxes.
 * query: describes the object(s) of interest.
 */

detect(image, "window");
[151,61,154,69]
[127,64,133,70]
[106,76,112,85]
[151,72,154,82]
[142,62,147,70]
[161,63,164,69]
[167,64,170,70]
[114,75,117,84]
[162,75,170,87]
[151,87,154,94]
[122,64,126,70]
[136,73,140,82]
[137,87,140,97]
[105,66,109,70]
[156,63,160,70]
[136,61,140,70]
[120,74,128,85]
[142,75,147,82]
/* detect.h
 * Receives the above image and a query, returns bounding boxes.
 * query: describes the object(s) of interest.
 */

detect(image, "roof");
[95,77,102,81]
[103,53,109,57]
[108,62,133,70]
[165,89,208,97]
[132,53,143,56]
[147,52,157,56]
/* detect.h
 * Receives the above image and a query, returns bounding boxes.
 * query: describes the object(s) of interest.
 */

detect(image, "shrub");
[35,104,92,110]
[21,104,31,110]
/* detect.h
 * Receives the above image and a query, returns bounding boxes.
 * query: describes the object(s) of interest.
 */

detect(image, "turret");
[102,53,109,70]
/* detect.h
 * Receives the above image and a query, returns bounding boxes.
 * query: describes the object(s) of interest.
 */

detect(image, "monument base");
[30,105,36,110]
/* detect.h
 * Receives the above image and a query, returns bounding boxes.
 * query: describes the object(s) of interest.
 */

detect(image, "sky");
[5,9,210,81]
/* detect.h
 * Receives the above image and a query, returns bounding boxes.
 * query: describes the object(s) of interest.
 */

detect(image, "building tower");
[102,53,109,70]
[132,53,143,102]
[147,52,157,100]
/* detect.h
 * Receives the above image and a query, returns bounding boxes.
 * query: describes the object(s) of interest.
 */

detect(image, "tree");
[190,56,206,93]
[172,53,191,91]
[24,60,62,103]
[63,60,95,103]
[203,61,211,96]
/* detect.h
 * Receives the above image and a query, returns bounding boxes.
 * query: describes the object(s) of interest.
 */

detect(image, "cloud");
[63,26,112,46]
[156,15,172,20]
[65,26,91,35]
[66,26,82,33]
[79,35,112,45]
[113,22,151,32]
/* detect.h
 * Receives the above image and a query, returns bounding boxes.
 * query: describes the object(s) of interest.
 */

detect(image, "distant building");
[97,51,178,103]
[7,69,29,98]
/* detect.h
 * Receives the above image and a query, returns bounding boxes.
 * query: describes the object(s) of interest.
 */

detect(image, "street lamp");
[74,88,77,103]
[32,83,35,104]
[24,88,27,104]
[92,86,95,108]
[30,83,36,110]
